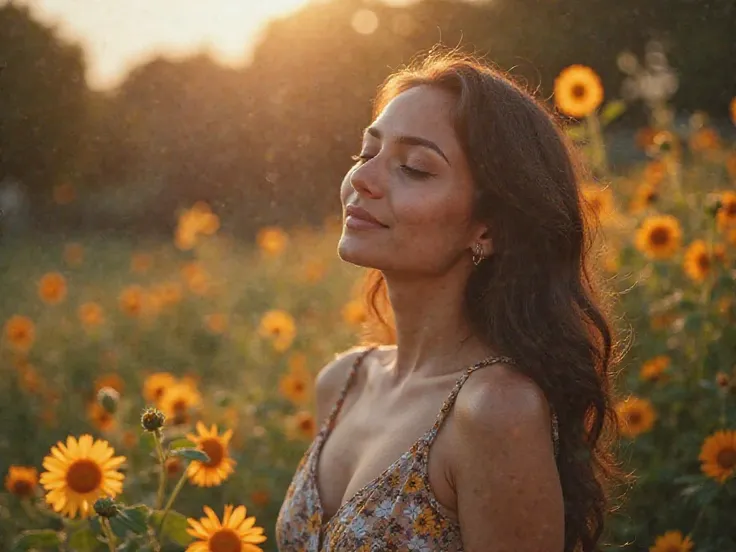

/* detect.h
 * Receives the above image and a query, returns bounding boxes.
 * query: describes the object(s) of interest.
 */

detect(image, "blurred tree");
[0,2,88,206]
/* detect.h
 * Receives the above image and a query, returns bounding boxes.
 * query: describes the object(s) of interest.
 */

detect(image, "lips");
[344,205,387,228]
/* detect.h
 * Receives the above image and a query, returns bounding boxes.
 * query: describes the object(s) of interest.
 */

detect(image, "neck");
[381,270,495,380]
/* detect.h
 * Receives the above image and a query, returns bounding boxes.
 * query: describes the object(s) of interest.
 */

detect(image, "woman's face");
[338,85,484,276]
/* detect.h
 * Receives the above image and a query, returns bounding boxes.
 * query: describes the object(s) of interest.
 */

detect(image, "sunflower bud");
[97,387,120,414]
[716,372,730,388]
[94,496,119,518]
[141,407,166,432]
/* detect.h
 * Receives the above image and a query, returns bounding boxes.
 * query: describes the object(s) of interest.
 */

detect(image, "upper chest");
[316,366,461,522]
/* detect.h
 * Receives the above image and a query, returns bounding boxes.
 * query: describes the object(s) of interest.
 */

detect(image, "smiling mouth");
[344,215,387,230]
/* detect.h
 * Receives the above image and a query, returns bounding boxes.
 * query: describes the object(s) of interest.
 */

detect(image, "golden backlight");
[25,0,314,89]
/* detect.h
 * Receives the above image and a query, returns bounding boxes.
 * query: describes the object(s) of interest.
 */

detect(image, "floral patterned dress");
[275,347,560,551]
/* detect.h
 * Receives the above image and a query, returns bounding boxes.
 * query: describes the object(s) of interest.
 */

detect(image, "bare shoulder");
[314,345,375,425]
[453,360,555,435]
[449,361,564,551]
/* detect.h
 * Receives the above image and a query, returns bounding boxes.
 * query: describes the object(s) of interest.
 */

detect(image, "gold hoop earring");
[472,242,484,266]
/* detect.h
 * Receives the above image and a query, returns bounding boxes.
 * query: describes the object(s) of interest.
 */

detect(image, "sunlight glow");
[23,0,313,90]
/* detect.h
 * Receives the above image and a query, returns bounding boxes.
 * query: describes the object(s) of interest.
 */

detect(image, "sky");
[21,0,319,90]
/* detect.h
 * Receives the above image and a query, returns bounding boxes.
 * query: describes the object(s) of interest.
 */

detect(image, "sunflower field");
[1,63,736,552]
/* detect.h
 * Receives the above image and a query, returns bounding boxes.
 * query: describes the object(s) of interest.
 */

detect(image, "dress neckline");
[310,347,516,535]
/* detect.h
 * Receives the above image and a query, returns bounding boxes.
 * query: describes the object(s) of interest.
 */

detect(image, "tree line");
[1,0,734,236]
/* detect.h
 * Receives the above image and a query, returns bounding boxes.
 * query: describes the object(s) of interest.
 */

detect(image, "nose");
[348,159,384,199]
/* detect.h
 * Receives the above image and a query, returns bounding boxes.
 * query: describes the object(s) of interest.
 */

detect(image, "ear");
[471,225,493,257]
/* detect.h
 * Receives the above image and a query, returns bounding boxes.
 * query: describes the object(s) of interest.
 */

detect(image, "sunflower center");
[697,253,711,271]
[299,418,315,432]
[716,447,736,469]
[724,202,736,217]
[648,227,671,246]
[201,438,225,467]
[66,459,103,494]
[646,191,658,204]
[11,479,34,497]
[571,83,587,99]
[627,412,642,425]
[172,399,189,424]
[294,381,305,392]
[208,528,242,552]
[153,386,166,400]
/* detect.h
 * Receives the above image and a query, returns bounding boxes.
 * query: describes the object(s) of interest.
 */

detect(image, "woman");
[276,50,624,552]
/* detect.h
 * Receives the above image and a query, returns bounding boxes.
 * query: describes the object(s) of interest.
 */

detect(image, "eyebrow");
[363,126,451,166]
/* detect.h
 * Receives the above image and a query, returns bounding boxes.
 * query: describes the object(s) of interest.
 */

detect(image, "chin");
[337,235,382,269]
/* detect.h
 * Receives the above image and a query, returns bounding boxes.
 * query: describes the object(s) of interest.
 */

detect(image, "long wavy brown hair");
[358,49,630,552]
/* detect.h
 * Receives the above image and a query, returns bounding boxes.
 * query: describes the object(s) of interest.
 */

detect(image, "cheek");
[395,187,472,230]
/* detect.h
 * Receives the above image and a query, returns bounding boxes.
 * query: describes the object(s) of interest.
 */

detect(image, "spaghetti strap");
[422,355,560,458]
[321,346,376,436]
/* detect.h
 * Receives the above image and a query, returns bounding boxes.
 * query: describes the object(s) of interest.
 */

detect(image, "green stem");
[102,519,117,552]
[152,431,168,509]
[156,470,188,538]
[586,113,609,177]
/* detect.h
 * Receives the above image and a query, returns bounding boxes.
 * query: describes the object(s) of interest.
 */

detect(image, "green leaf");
[12,529,63,551]
[170,447,210,463]
[111,504,151,536]
[168,438,196,450]
[68,528,101,552]
[564,124,587,142]
[599,100,627,126]
[150,510,194,546]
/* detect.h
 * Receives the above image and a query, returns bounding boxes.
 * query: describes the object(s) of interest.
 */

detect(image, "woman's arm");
[452,367,564,552]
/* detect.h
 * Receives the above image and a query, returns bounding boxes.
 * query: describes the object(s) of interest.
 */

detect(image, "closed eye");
[350,154,434,179]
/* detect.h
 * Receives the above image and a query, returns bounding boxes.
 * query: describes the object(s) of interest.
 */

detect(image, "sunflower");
[279,368,312,406]
[186,505,267,552]
[186,423,236,487]
[63,243,84,266]
[38,272,67,305]
[78,302,104,329]
[629,182,659,214]
[688,127,720,152]
[683,240,714,282]
[639,355,670,383]
[204,313,228,334]
[119,285,146,317]
[581,184,615,222]
[39,435,126,518]
[175,202,220,250]
[181,262,211,295]
[553,65,604,118]
[634,215,682,260]
[15,360,44,394]
[289,411,317,440]
[699,429,736,483]
[160,383,202,425]
[258,310,296,352]
[4,315,35,352]
[717,191,736,231]
[615,396,656,438]
[256,226,288,256]
[5,466,38,498]
[649,530,694,552]
[341,299,368,326]
[87,401,116,432]
[731,97,736,125]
